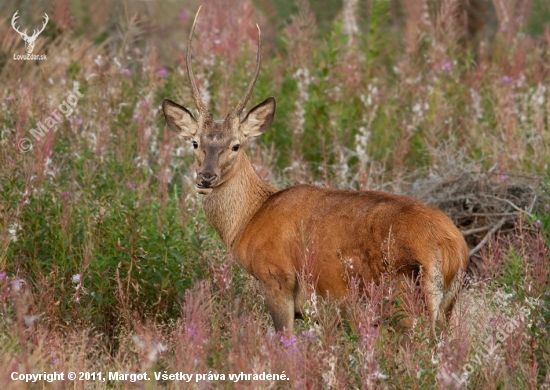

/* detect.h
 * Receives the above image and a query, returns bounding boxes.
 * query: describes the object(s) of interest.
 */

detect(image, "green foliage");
[0,0,549,387]
[3,150,212,336]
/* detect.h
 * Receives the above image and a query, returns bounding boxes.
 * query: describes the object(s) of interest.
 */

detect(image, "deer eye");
[232,144,240,152]
[192,141,198,149]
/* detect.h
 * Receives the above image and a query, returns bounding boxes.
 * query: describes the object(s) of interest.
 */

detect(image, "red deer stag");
[163,7,469,334]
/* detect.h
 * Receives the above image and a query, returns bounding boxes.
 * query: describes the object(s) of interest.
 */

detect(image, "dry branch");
[406,166,546,273]
[468,217,507,257]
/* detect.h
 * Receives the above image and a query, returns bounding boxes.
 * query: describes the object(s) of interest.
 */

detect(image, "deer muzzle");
[198,172,218,188]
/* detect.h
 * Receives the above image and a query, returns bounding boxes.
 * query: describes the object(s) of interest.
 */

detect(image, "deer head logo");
[11,11,49,54]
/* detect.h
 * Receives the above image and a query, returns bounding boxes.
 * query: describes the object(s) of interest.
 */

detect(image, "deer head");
[162,7,276,195]
[11,11,49,54]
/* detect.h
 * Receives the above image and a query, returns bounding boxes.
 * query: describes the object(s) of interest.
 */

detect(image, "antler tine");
[233,24,262,116]
[30,13,48,39]
[40,14,48,32]
[187,6,206,114]
[11,11,27,37]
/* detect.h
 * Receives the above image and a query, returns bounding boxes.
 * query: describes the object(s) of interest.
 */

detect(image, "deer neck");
[201,153,277,250]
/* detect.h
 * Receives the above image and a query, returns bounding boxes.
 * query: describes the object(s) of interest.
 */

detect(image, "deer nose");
[199,172,217,186]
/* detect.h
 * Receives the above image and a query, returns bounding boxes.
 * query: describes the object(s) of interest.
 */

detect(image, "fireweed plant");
[0,0,549,388]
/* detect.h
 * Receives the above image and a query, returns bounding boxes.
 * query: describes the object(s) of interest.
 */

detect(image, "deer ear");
[240,97,276,138]
[162,99,198,137]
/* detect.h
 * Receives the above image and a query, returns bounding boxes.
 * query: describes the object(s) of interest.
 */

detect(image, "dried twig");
[461,225,491,236]
[527,193,537,214]
[464,212,518,217]
[482,194,532,217]
[468,217,508,257]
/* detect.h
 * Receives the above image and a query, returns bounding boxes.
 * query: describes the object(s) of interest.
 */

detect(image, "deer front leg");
[260,269,296,332]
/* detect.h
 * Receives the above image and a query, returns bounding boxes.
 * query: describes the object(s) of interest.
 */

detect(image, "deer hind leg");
[439,268,463,322]
[260,270,296,332]
[424,261,446,336]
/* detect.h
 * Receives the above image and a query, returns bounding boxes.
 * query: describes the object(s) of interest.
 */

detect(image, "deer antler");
[187,6,207,114]
[11,11,48,40]
[11,11,28,39]
[187,7,262,117]
[29,13,49,40]
[233,24,262,116]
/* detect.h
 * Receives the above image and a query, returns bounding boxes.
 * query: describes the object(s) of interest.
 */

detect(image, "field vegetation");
[0,0,549,388]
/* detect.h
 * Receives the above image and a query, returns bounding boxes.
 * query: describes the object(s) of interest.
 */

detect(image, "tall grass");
[0,0,549,388]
